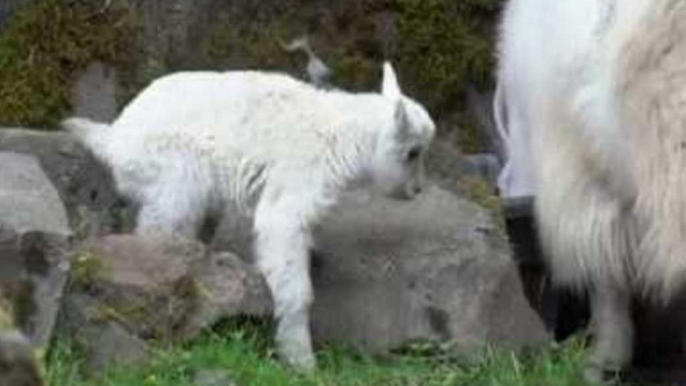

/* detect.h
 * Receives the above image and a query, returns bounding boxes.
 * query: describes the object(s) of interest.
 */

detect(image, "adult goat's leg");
[584,281,633,383]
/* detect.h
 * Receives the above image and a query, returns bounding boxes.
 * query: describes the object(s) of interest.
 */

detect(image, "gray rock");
[192,369,236,386]
[60,235,270,357]
[0,152,71,350]
[214,185,548,356]
[311,186,547,354]
[465,84,506,161]
[459,153,502,186]
[0,152,69,235]
[424,130,502,193]
[184,251,272,338]
[71,62,119,123]
[0,330,44,386]
[0,129,134,239]
[86,322,151,374]
[135,0,216,68]
[58,294,151,374]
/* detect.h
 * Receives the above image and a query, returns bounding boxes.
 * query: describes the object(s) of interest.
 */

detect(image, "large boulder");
[214,185,548,356]
[58,235,271,372]
[0,152,71,350]
[310,186,547,354]
[0,129,133,239]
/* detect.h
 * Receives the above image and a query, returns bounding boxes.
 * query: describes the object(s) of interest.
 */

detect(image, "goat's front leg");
[253,197,316,371]
[584,281,633,384]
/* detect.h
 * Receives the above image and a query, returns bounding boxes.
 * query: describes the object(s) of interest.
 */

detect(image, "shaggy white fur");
[497,0,686,382]
[64,62,435,370]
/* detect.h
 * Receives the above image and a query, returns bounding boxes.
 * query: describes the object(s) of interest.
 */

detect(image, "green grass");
[45,319,597,386]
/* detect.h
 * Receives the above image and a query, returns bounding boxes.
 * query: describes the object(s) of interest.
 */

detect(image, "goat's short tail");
[61,117,111,162]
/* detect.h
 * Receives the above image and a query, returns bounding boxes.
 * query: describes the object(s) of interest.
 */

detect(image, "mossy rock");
[455,174,506,234]
[455,109,492,154]
[68,237,208,342]
[0,0,142,128]
[70,250,109,291]
[87,275,203,341]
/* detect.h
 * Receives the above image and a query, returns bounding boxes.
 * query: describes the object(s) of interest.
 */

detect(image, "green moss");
[456,111,490,154]
[70,251,108,290]
[456,175,506,233]
[0,0,142,128]
[328,50,379,92]
[394,0,502,113]
[200,11,300,74]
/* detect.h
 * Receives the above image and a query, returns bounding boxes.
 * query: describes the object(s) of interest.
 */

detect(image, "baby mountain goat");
[497,0,686,382]
[64,63,435,370]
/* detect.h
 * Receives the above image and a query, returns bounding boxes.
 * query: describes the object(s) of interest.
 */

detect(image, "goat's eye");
[406,147,422,162]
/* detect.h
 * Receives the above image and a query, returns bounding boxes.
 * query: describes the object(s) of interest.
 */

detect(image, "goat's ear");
[382,61,402,99]
[394,99,411,139]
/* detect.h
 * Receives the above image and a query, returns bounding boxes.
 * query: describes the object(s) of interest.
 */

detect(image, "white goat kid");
[497,0,686,382]
[64,62,435,370]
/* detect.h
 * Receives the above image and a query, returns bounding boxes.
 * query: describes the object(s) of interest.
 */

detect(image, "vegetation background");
[0,0,503,152]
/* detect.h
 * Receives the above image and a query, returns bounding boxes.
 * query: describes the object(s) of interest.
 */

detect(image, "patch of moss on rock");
[86,275,202,342]
[455,110,491,154]
[455,175,506,233]
[0,0,141,128]
[70,250,108,291]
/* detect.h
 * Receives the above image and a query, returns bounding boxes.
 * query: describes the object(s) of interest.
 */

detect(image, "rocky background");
[0,0,563,384]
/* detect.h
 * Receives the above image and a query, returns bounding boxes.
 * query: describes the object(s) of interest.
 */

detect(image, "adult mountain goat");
[496,0,686,382]
[64,63,435,370]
